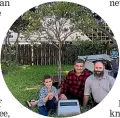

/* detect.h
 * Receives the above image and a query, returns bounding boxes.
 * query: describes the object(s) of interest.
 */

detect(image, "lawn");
[2,65,73,112]
[2,64,93,116]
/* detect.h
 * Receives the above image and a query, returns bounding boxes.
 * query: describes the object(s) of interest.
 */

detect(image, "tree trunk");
[3,33,9,61]
[58,43,62,86]
[8,45,12,62]
[15,32,20,64]
[3,45,7,61]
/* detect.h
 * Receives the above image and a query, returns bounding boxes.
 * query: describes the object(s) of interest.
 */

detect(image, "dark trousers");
[92,99,98,107]
[91,94,98,107]
[38,97,57,116]
[114,72,118,78]
[65,92,83,106]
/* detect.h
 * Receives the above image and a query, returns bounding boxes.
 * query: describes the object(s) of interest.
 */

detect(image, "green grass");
[2,64,73,112]
[2,64,92,116]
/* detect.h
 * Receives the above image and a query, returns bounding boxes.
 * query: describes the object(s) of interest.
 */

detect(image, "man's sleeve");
[60,74,70,95]
[109,76,115,89]
[84,77,91,96]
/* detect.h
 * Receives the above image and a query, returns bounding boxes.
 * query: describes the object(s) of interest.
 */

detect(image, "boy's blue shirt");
[38,86,58,107]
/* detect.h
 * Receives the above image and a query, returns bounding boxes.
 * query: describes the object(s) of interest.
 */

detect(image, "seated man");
[83,61,115,107]
[59,59,92,105]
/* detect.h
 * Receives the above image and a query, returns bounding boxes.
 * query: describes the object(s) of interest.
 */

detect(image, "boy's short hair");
[43,75,52,81]
[74,59,85,65]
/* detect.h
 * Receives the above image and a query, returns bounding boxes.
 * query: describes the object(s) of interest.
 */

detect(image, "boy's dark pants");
[38,97,57,116]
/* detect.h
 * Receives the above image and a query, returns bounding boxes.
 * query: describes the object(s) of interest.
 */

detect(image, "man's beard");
[94,70,104,77]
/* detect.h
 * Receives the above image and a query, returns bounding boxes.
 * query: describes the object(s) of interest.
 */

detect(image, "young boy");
[38,75,58,116]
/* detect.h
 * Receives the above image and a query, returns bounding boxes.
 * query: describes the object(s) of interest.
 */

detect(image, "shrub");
[62,40,104,64]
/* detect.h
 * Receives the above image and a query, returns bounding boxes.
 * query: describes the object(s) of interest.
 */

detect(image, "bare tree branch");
[40,36,59,49]
[61,30,78,42]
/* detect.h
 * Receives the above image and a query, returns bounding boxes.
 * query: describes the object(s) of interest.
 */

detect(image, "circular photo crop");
[1,1,119,117]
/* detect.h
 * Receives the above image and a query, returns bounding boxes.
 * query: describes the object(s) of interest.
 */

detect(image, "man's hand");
[59,94,67,100]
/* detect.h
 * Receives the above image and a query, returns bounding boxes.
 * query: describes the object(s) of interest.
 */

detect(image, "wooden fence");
[1,44,75,65]
[1,43,110,65]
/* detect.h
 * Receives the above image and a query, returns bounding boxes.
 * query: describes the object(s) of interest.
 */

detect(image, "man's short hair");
[43,75,52,81]
[94,60,105,66]
[74,59,85,65]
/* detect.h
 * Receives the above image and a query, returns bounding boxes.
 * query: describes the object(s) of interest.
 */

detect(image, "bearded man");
[83,61,115,107]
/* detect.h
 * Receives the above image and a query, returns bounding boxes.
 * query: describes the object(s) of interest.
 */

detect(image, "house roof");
[3,30,90,44]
